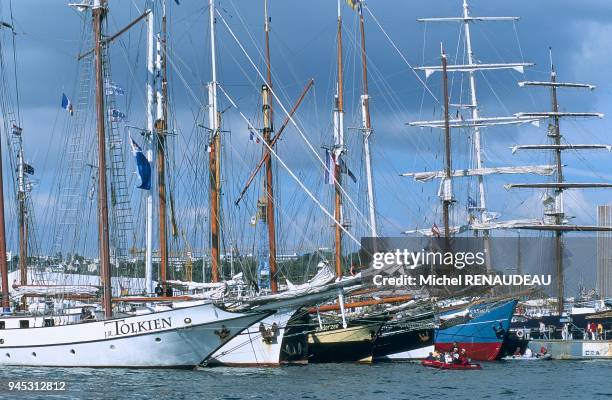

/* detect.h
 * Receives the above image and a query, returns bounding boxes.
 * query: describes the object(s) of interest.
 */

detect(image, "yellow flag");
[345,0,360,10]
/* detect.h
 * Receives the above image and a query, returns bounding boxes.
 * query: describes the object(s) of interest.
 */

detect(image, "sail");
[511,144,612,153]
[11,285,100,299]
[285,262,335,291]
[470,219,545,230]
[518,81,595,90]
[505,182,612,190]
[416,63,533,78]
[409,115,542,129]
[402,225,469,236]
[402,165,555,182]
[515,111,604,118]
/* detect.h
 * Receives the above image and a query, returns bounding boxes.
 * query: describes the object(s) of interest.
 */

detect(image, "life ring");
[516,329,524,338]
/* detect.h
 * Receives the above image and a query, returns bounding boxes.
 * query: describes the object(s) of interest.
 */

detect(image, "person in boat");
[459,348,469,365]
[450,348,461,364]
[536,346,548,358]
[425,352,436,361]
[444,352,453,364]
[155,283,164,297]
[513,347,522,356]
[524,347,533,358]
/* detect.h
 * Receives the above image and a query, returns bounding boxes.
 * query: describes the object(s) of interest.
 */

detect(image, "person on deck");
[154,283,163,297]
[561,323,569,340]
[590,322,597,340]
[539,321,546,339]
[597,323,604,340]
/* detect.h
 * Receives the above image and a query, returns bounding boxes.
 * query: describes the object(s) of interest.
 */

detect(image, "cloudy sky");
[1,0,611,289]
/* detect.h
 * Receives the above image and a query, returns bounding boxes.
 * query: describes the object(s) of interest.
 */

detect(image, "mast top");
[418,0,518,23]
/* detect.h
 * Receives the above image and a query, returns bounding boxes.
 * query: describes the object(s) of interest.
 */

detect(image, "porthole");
[110,345,115,350]
[184,317,192,324]
[5,353,9,358]
[32,352,36,357]
[155,337,161,342]
[70,349,76,354]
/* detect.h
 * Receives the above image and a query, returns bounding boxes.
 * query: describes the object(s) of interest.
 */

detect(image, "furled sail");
[10,285,99,299]
[415,63,533,78]
[409,115,542,129]
[505,182,612,190]
[511,144,612,154]
[402,165,555,182]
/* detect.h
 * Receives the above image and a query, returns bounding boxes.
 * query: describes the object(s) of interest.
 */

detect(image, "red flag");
[431,223,441,238]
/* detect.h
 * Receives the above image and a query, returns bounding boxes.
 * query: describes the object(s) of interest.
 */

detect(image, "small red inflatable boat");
[421,360,482,370]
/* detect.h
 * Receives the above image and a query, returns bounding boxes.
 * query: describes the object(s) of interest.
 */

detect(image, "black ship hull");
[307,322,382,363]
[372,313,435,361]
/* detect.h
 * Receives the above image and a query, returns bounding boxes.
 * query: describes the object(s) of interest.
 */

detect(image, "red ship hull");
[435,342,501,361]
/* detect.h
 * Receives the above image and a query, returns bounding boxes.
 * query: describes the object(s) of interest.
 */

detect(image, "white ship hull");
[378,345,434,361]
[206,308,300,366]
[0,302,268,368]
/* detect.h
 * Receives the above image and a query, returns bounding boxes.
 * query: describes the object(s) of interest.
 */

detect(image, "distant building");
[597,205,612,298]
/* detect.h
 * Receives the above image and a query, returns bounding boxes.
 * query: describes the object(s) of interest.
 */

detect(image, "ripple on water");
[1,361,612,399]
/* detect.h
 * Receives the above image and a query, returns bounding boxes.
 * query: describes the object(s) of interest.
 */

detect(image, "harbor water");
[1,361,611,399]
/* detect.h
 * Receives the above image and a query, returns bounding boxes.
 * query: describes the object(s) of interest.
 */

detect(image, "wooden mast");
[549,53,564,315]
[17,138,28,308]
[209,118,220,283]
[93,0,112,318]
[209,0,220,283]
[334,0,344,278]
[441,45,452,244]
[263,0,278,293]
[156,0,169,292]
[0,127,8,313]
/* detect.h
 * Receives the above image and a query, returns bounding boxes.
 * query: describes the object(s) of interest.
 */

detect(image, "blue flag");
[105,81,125,96]
[61,93,73,115]
[109,109,126,122]
[339,158,357,183]
[129,135,151,190]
